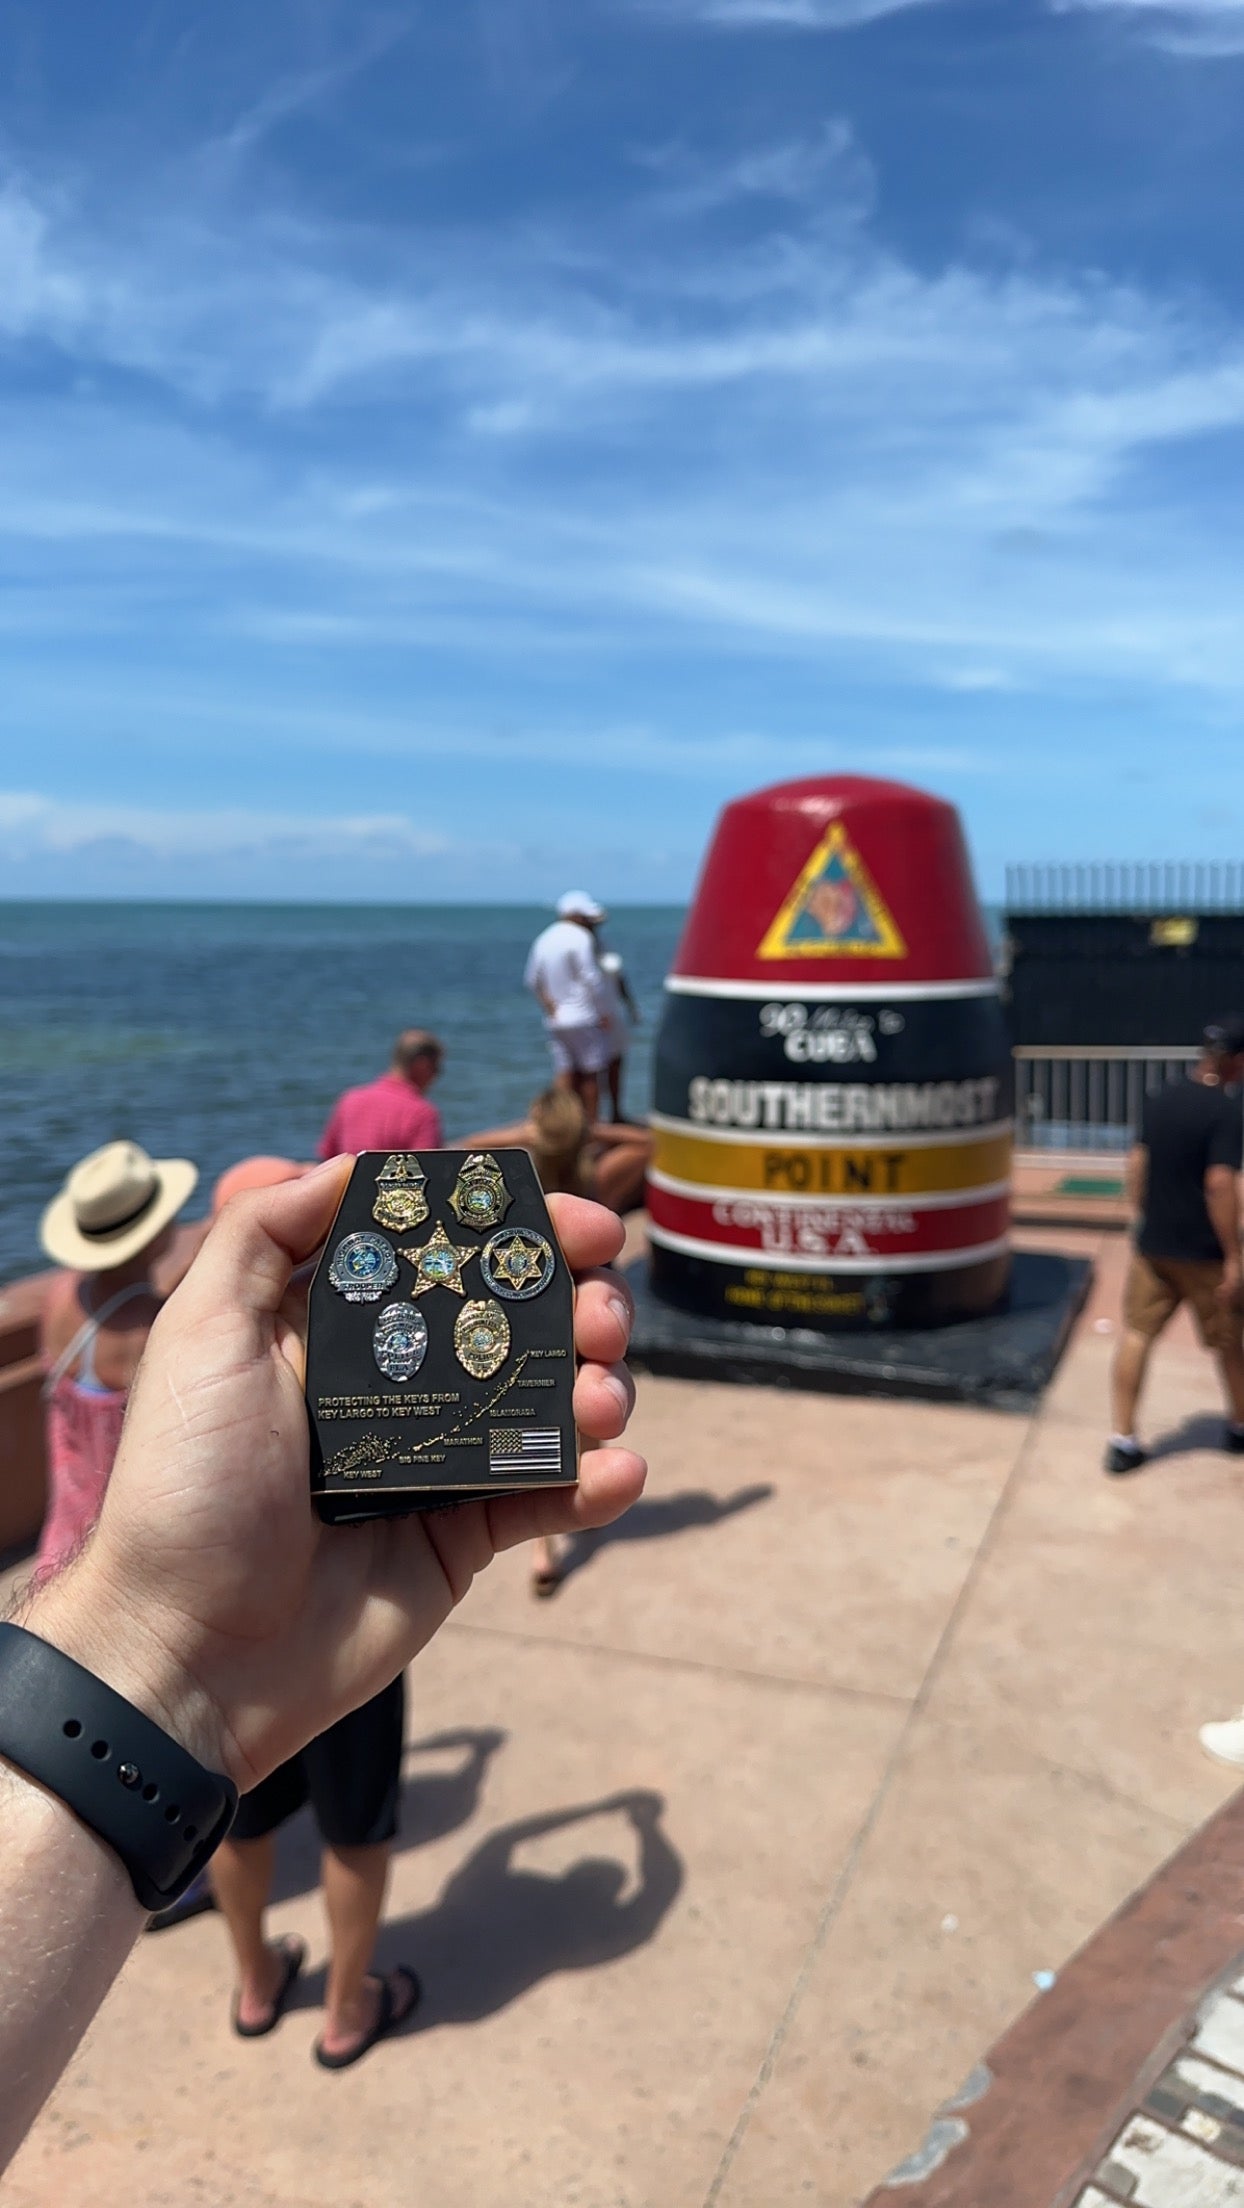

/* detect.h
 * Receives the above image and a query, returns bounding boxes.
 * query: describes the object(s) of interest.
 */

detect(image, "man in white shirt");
[525,891,614,1122]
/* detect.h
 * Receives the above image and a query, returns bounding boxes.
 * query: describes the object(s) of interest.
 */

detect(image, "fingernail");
[607,1293,632,1336]
[603,1370,630,1414]
[304,1153,351,1181]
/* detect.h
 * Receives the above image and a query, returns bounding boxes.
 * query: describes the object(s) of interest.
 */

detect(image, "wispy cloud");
[207,20,412,164]
[625,0,944,27]
[0,791,452,862]
[1049,0,1244,54]
[4,148,1244,708]
[633,120,874,220]
[0,22,1243,907]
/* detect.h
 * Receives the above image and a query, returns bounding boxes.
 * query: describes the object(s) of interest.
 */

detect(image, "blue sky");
[1,0,1244,902]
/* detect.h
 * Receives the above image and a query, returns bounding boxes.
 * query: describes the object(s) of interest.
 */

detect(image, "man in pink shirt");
[318,1030,444,1158]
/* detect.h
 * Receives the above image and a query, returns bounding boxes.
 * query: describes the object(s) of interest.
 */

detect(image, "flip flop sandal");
[232,1935,308,2039]
[313,1965,422,2071]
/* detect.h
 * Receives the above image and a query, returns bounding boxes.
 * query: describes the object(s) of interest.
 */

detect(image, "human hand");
[27,1160,645,1790]
[621,1787,664,1822]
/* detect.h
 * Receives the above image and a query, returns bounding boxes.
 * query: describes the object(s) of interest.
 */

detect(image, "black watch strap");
[0,1623,238,1912]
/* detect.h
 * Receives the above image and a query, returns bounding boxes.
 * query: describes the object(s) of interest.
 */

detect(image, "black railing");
[1006,863,1244,913]
[1013,1045,1199,1151]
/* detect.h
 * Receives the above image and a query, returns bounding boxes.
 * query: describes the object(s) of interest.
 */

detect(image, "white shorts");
[548,1023,612,1076]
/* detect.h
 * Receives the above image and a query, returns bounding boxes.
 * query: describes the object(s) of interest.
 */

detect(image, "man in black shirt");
[1106,1016,1244,1474]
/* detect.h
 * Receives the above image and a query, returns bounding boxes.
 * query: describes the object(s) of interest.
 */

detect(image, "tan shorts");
[1123,1253,1243,1353]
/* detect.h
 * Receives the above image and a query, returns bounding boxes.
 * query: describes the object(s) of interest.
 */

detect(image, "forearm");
[450,1119,533,1150]
[0,1757,143,2172]
[1124,1145,1147,1215]
[0,1564,228,2172]
[1206,1179,1241,1266]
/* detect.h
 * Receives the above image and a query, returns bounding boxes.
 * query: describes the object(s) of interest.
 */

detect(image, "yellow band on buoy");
[650,1126,1012,1198]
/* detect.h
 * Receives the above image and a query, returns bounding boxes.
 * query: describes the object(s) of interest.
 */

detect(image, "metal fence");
[1006,862,1244,912]
[1013,1046,1200,1151]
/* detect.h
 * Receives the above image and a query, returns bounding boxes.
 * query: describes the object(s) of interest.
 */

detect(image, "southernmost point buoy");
[647,776,1012,1331]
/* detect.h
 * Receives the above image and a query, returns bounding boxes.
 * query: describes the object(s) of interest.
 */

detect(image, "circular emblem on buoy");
[480,1228,555,1301]
[373,1302,429,1380]
[328,1232,399,1303]
[454,1298,510,1379]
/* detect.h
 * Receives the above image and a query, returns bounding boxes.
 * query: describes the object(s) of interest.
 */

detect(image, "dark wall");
[1005,913,1244,1047]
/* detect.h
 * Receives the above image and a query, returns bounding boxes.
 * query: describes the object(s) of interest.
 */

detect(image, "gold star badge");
[398,1220,478,1298]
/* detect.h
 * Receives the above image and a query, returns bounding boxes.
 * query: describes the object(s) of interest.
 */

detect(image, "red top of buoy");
[671,775,993,988]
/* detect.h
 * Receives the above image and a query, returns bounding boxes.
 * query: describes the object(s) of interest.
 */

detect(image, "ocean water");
[0,904,685,1287]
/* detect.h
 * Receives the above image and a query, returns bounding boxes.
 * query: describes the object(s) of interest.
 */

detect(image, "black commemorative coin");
[307,1150,578,1523]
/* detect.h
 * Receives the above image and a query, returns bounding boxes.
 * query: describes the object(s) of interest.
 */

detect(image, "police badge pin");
[373,1302,429,1380]
[454,1298,511,1379]
[480,1227,556,1301]
[398,1219,478,1298]
[328,1231,399,1303]
[448,1153,511,1232]
[372,1154,429,1232]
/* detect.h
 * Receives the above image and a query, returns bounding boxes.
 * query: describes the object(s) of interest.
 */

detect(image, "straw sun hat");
[40,1141,198,1271]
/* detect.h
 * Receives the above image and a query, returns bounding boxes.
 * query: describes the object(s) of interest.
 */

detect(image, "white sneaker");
[1198,1715,1244,1768]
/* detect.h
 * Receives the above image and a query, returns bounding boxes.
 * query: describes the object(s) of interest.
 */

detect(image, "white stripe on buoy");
[646,1169,1013,1212]
[664,975,999,1003]
[647,1224,1011,1274]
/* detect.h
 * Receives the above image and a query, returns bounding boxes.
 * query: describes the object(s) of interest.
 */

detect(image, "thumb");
[169,1155,353,1327]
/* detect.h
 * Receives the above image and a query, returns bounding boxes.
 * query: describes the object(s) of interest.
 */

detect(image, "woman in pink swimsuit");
[37,1139,198,1583]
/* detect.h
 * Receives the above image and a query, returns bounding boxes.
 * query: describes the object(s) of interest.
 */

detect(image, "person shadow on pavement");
[1142,1412,1234,1465]
[376,1789,682,2029]
[266,1726,507,1906]
[555,1483,773,1587]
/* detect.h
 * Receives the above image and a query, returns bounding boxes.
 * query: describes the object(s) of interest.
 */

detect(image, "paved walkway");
[6,1224,1244,2208]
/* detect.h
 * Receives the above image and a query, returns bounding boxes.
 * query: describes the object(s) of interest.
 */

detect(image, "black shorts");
[230,1678,405,1849]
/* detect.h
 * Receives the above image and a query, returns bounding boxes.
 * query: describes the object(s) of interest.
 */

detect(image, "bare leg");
[210,1835,286,2030]
[606,1057,624,1122]
[594,1131,651,1214]
[574,1068,600,1124]
[1217,1338,1244,1426]
[530,1533,562,1593]
[1110,1327,1152,1437]
[318,1843,393,2059]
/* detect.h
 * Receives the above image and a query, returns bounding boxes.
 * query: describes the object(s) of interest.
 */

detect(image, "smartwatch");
[0,1623,238,1911]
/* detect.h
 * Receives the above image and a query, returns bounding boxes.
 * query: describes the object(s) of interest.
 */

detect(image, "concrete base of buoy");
[626,1247,1090,1412]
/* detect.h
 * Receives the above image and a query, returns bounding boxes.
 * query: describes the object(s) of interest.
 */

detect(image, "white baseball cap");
[556,890,607,923]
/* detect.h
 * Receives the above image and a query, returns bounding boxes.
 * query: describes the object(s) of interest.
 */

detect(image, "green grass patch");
[1055,1175,1124,1198]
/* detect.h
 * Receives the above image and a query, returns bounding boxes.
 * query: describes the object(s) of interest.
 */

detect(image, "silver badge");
[328,1232,399,1302]
[373,1302,429,1380]
[480,1228,556,1301]
[454,1298,511,1379]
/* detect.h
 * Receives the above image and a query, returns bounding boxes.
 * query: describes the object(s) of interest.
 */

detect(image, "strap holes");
[90,1740,110,1760]
[183,1824,198,1844]
[142,1783,159,1803]
[164,1804,181,1824]
[62,1718,82,1739]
